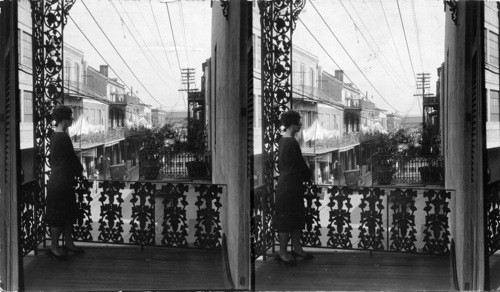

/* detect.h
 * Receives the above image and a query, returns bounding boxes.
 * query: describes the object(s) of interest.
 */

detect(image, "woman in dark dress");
[46,105,84,260]
[274,110,313,265]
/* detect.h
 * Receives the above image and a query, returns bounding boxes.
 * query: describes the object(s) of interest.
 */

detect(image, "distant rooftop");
[166,111,188,119]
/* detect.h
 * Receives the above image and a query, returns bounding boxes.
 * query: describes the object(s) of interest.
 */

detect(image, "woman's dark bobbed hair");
[280,110,301,129]
[52,105,73,125]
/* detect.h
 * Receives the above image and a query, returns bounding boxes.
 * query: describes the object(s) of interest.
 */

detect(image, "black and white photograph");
[0,0,499,291]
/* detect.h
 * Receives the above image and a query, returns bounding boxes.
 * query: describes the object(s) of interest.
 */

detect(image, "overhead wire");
[116,0,174,81]
[133,0,185,114]
[253,73,386,124]
[164,2,187,110]
[133,0,177,80]
[302,4,398,112]
[410,1,424,114]
[396,0,417,80]
[395,0,421,114]
[379,0,414,89]
[109,0,176,92]
[79,0,163,107]
[148,0,178,81]
[178,0,191,68]
[344,0,413,95]
[411,0,425,73]
[68,13,162,108]
[148,0,187,112]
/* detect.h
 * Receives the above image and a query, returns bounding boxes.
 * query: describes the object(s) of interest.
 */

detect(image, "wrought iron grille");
[253,0,305,261]
[74,178,223,248]
[372,155,444,185]
[20,177,225,253]
[28,0,74,256]
[251,183,452,261]
[486,181,500,256]
[139,150,211,180]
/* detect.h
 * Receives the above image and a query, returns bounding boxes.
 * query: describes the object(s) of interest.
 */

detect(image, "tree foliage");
[374,128,419,156]
[137,123,177,152]
[418,123,441,155]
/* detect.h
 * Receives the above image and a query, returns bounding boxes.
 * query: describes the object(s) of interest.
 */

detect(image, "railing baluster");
[302,181,322,247]
[326,186,353,248]
[73,177,94,242]
[129,182,156,248]
[389,188,417,252]
[422,189,451,254]
[97,181,125,243]
[194,184,223,248]
[358,187,385,251]
[160,183,189,247]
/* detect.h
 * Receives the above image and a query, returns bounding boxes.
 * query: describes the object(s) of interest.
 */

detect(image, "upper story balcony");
[251,180,493,291]
[314,132,360,149]
[20,178,228,290]
[423,95,440,107]
[110,93,126,104]
[72,126,125,149]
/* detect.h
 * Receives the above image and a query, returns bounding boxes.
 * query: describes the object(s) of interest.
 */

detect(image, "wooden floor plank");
[23,245,227,291]
[254,250,452,291]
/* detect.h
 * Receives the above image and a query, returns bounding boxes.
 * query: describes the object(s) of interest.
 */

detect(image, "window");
[65,59,71,83]
[23,91,33,122]
[299,64,305,89]
[254,95,261,128]
[255,36,261,73]
[309,67,314,88]
[98,110,102,125]
[17,29,21,64]
[489,31,499,67]
[491,90,500,121]
[75,62,80,85]
[22,32,32,67]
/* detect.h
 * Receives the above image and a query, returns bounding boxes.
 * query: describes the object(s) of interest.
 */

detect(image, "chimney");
[99,65,108,77]
[335,70,344,82]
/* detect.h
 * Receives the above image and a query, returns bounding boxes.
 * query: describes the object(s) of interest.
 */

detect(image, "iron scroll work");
[21,0,70,256]
[444,0,457,25]
[252,0,305,261]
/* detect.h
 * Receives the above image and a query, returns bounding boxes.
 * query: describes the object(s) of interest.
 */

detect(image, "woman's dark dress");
[46,132,83,228]
[274,137,311,232]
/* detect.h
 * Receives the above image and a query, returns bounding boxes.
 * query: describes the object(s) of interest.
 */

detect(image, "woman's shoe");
[46,249,68,261]
[274,254,297,266]
[63,245,85,254]
[291,250,314,260]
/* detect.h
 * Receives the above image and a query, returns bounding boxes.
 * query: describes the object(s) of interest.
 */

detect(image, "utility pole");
[414,72,431,124]
[179,68,199,139]
[179,68,198,120]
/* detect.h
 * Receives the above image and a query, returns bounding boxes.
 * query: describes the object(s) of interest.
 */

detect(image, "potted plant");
[377,159,394,185]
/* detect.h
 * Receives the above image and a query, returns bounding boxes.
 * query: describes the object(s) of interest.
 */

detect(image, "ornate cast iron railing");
[486,180,500,256]
[251,182,453,261]
[258,1,305,244]
[139,150,211,180]
[372,155,444,185]
[20,178,225,255]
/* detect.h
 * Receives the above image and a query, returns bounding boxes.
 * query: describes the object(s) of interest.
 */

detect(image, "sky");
[293,0,445,116]
[65,0,445,116]
[64,0,213,112]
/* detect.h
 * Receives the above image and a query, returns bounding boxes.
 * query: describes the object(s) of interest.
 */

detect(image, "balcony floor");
[253,249,453,291]
[23,244,228,291]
